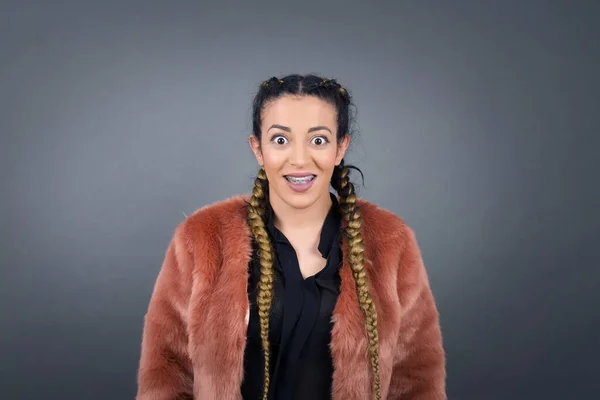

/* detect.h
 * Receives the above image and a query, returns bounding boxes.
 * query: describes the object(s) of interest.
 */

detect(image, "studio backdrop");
[1,1,598,399]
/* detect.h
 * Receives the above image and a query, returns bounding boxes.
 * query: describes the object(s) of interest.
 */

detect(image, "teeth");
[285,175,315,184]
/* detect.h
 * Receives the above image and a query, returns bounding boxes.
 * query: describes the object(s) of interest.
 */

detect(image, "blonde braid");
[333,162,381,400]
[247,167,275,400]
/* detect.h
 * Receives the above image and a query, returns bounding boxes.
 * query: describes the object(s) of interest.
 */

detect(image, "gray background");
[1,1,599,399]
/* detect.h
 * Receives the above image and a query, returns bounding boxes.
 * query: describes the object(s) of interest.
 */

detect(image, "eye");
[271,135,288,145]
[311,136,329,146]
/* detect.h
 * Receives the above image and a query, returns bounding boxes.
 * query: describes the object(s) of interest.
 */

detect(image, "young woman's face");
[250,95,350,210]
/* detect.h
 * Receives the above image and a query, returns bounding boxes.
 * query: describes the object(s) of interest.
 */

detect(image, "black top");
[241,192,343,400]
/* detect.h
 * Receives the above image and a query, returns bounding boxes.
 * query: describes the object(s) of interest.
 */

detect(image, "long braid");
[332,160,382,400]
[247,168,275,400]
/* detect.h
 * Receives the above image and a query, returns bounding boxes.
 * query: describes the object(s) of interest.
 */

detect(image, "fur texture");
[136,195,446,399]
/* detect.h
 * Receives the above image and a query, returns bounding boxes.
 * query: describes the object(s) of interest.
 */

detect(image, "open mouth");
[284,175,316,185]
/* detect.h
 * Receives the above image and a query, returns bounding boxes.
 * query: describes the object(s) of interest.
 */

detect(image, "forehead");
[262,95,337,129]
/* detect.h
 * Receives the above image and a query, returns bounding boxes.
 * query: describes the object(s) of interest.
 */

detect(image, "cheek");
[263,151,282,164]
[260,149,285,174]
[260,146,338,173]
[314,148,339,169]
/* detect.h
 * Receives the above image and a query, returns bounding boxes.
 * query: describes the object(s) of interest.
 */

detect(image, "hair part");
[247,74,380,399]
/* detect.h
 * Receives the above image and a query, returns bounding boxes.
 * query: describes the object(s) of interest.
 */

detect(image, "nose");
[289,142,309,166]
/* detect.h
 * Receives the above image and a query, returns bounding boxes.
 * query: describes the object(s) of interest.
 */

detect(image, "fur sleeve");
[387,226,447,399]
[136,226,194,400]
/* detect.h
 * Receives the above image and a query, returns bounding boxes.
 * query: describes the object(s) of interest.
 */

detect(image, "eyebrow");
[267,124,332,134]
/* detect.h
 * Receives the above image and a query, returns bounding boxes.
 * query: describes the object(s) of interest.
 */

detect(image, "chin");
[285,194,318,210]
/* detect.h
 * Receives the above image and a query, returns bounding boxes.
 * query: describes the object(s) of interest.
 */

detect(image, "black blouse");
[241,192,343,400]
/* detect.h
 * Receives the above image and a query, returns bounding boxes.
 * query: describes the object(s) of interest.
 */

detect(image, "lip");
[284,175,316,193]
[284,172,317,177]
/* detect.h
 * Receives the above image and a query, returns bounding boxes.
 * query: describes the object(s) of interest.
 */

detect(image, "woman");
[136,74,446,400]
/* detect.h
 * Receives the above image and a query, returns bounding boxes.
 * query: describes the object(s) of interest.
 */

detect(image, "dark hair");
[246,74,380,400]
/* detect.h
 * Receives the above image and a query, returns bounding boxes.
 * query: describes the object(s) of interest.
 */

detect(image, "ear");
[249,134,264,166]
[335,134,351,166]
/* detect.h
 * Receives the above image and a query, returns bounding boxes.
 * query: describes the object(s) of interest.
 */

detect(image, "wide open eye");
[311,136,329,146]
[271,135,288,145]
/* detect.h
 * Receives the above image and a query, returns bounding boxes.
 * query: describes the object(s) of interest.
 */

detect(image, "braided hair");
[246,74,380,400]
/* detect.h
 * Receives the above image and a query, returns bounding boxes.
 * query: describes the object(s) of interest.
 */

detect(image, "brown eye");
[271,135,288,145]
[312,136,328,146]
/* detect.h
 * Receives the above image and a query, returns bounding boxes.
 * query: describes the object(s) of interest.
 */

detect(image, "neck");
[268,191,333,234]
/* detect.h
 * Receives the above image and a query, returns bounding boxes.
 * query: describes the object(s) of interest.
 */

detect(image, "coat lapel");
[330,227,373,399]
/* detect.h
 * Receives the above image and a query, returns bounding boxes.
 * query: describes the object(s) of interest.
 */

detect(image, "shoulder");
[357,197,412,245]
[357,198,430,287]
[357,197,424,268]
[170,193,251,253]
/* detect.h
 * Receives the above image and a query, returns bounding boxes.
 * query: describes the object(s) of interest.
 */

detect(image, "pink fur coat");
[136,195,446,399]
